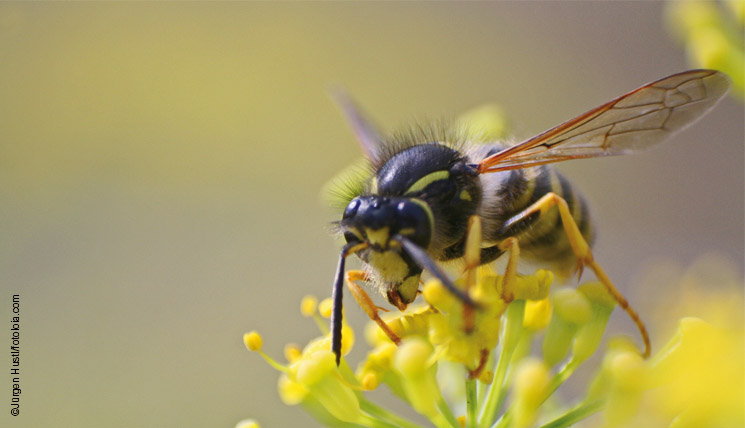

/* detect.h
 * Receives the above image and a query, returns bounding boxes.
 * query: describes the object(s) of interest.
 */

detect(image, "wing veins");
[475,70,729,174]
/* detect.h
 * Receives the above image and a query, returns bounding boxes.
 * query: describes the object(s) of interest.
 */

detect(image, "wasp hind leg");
[345,270,402,346]
[502,192,651,358]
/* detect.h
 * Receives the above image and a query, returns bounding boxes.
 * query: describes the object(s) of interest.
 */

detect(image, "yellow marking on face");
[460,189,472,201]
[347,227,364,241]
[405,170,449,194]
[365,227,390,247]
[397,275,421,304]
[368,251,409,282]
[370,177,378,194]
[398,227,416,235]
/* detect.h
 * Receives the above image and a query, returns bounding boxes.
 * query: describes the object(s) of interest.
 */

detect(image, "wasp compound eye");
[343,198,360,220]
[395,200,433,250]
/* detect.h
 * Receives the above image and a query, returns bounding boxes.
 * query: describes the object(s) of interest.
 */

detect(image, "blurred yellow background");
[0,2,741,427]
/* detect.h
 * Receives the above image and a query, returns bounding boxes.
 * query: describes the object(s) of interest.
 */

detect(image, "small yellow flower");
[602,350,647,428]
[244,331,262,351]
[523,297,552,331]
[318,297,334,319]
[571,282,616,364]
[542,288,592,366]
[647,317,744,428]
[393,337,450,428]
[300,295,318,317]
[356,341,397,391]
[511,358,551,428]
[234,419,260,428]
[284,343,302,363]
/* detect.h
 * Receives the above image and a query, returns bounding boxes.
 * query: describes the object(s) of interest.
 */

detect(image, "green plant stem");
[359,399,422,428]
[478,300,525,427]
[360,414,404,428]
[536,399,605,428]
[437,397,462,428]
[466,378,477,428]
[491,409,511,428]
[545,359,579,401]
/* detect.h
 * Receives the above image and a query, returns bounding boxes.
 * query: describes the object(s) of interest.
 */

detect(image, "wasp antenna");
[328,86,386,163]
[331,242,368,365]
[394,235,477,308]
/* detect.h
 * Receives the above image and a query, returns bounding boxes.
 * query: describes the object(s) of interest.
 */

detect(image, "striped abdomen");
[485,165,595,270]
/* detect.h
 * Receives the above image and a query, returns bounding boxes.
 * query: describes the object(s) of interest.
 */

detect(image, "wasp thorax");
[342,196,433,251]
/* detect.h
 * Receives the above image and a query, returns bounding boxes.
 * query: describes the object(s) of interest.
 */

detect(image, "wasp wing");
[477,70,731,173]
[330,88,387,164]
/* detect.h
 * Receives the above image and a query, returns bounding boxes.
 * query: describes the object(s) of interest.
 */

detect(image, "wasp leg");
[468,349,490,380]
[463,215,483,333]
[345,270,402,346]
[463,216,493,379]
[505,192,651,358]
[496,237,521,303]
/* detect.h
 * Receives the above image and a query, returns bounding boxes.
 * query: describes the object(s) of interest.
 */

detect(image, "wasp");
[328,69,731,365]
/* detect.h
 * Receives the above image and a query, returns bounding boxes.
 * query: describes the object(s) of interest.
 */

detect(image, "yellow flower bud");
[235,419,260,428]
[609,351,646,391]
[300,295,318,317]
[284,344,302,363]
[524,297,552,331]
[296,350,336,386]
[422,279,457,312]
[512,358,550,428]
[577,281,616,309]
[511,270,553,301]
[294,350,363,423]
[394,337,433,377]
[244,331,263,352]
[318,298,333,319]
[603,350,647,428]
[571,282,615,364]
[553,288,592,325]
[393,337,445,422]
[361,372,380,390]
[277,374,308,405]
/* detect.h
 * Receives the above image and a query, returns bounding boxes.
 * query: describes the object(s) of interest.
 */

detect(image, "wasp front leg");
[463,215,491,379]
[345,270,402,346]
[502,192,651,358]
[463,215,483,333]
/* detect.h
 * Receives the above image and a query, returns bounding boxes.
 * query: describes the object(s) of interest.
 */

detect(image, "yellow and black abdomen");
[489,165,595,271]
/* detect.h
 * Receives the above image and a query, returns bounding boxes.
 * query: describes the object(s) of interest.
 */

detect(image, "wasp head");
[340,196,432,309]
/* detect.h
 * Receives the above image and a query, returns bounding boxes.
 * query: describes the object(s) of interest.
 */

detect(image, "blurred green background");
[0,2,742,427]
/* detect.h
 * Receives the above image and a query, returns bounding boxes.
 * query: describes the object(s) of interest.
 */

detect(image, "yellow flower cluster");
[242,265,628,428]
[242,255,745,428]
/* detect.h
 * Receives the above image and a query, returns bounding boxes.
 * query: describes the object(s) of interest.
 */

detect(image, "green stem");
[491,409,511,428]
[466,378,477,428]
[313,313,330,335]
[545,359,579,401]
[359,414,403,428]
[437,397,462,428]
[536,399,605,428]
[359,398,422,428]
[478,300,525,427]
